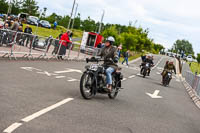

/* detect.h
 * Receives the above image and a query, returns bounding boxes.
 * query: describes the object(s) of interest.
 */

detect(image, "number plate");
[90,64,99,71]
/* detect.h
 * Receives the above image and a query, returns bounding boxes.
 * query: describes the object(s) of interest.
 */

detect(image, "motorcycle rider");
[98,36,119,92]
[161,61,176,82]
[140,55,154,76]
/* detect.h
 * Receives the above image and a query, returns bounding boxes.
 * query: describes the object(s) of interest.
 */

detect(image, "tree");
[22,0,39,16]
[102,26,120,45]
[0,0,9,14]
[11,0,23,15]
[81,16,96,32]
[73,13,81,29]
[197,54,200,65]
[173,39,194,55]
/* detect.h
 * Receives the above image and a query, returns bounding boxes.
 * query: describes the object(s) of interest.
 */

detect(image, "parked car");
[186,55,193,62]
[27,16,39,26]
[39,20,51,29]
[18,13,29,22]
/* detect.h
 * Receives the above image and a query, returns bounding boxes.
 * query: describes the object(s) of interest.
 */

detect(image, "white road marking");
[22,98,74,122]
[146,90,163,99]
[54,68,82,74]
[152,57,164,70]
[137,73,141,76]
[122,78,127,81]
[55,76,66,79]
[21,67,41,72]
[68,77,80,82]
[3,98,74,133]
[37,71,58,76]
[128,75,136,79]
[3,122,22,133]
[156,72,161,75]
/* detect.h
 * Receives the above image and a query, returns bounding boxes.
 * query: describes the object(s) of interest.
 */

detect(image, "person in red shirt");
[58,30,72,60]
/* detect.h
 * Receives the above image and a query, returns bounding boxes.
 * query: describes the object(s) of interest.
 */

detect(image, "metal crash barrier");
[0,29,99,60]
[185,71,200,97]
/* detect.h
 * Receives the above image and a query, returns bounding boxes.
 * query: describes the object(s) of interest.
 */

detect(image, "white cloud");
[36,0,200,53]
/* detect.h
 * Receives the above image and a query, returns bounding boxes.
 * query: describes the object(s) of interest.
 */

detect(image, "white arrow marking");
[54,68,82,74]
[67,77,80,82]
[146,90,163,99]
[21,67,41,72]
[55,76,66,79]
[37,71,58,77]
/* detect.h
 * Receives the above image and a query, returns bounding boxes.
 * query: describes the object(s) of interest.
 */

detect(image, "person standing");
[11,18,19,31]
[117,44,122,61]
[58,30,72,60]
[16,26,23,45]
[122,50,130,66]
[23,25,33,47]
[53,21,57,30]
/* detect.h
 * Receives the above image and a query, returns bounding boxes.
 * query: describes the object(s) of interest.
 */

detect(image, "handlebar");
[86,57,113,63]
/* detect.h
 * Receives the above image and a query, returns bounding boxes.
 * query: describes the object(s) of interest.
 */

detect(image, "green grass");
[119,53,141,62]
[23,24,83,39]
[188,62,200,74]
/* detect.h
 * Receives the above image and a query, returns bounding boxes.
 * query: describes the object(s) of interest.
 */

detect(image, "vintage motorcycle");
[162,71,173,86]
[80,57,123,100]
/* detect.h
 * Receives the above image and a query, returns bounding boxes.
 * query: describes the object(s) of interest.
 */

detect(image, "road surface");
[0,55,200,133]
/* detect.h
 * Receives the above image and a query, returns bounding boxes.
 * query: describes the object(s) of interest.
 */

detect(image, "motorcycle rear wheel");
[108,77,119,99]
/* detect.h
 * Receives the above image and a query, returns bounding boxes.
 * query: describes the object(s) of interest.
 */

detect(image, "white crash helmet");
[106,36,115,43]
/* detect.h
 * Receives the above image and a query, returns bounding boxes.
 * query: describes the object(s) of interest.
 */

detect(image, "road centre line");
[3,98,74,133]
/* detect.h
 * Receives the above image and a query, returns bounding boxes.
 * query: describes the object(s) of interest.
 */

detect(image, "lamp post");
[71,3,78,30]
[98,10,105,34]
[68,0,76,30]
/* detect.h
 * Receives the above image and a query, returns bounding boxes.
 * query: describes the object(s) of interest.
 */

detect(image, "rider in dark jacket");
[140,55,154,76]
[161,61,176,82]
[98,36,118,92]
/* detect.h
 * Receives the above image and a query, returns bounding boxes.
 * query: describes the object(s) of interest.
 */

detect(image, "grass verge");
[188,62,200,74]
[23,24,83,39]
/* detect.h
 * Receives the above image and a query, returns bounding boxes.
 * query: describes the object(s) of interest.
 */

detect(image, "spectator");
[117,44,122,61]
[23,25,33,47]
[58,30,72,60]
[0,23,9,46]
[122,50,130,66]
[53,21,57,30]
[52,32,63,55]
[11,18,19,31]
[6,16,12,27]
[16,26,23,45]
[3,23,9,29]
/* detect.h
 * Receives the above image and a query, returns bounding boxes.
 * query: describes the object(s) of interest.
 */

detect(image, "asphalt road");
[0,55,200,133]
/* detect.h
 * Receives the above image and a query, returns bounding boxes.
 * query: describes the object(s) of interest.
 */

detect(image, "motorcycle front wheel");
[80,72,94,100]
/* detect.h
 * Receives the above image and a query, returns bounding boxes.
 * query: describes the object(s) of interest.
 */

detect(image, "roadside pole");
[71,3,78,30]
[98,10,105,33]
[68,0,76,30]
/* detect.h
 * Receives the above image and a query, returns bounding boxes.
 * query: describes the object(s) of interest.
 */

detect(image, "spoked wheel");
[163,76,169,87]
[80,73,94,99]
[142,68,147,78]
[108,77,119,99]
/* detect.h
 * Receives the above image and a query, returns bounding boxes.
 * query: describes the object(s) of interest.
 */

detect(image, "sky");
[36,0,200,54]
